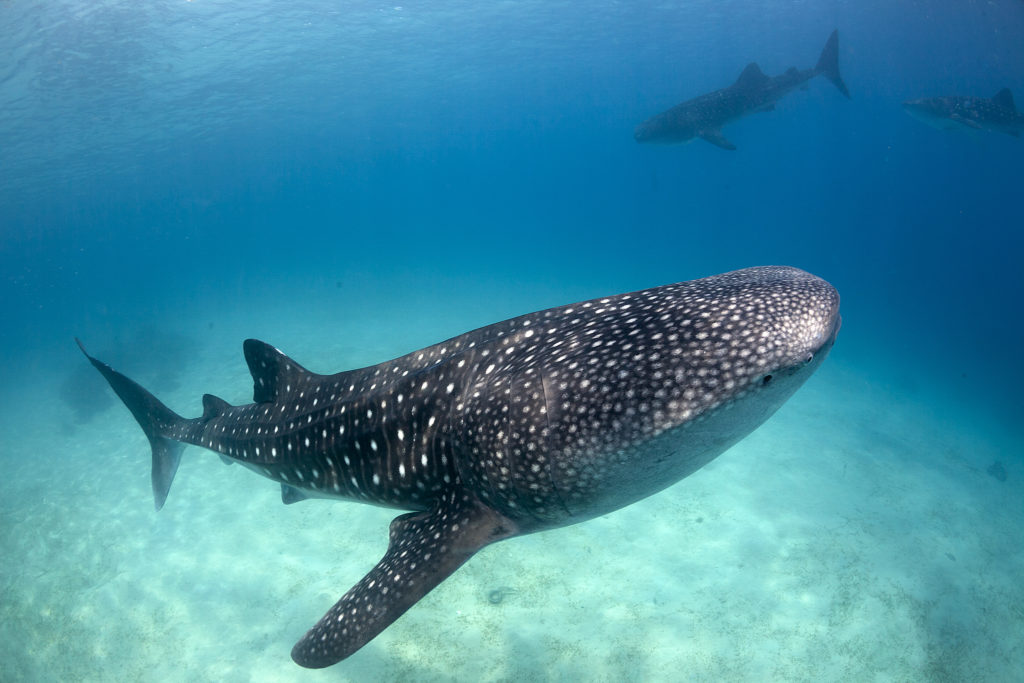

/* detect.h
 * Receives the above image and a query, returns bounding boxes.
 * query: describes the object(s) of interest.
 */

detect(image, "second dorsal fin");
[243,339,316,403]
[201,393,232,419]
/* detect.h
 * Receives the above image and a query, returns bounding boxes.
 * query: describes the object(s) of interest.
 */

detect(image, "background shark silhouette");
[903,89,1024,138]
[634,30,850,150]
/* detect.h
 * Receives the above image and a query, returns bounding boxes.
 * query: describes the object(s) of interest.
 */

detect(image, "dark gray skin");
[903,89,1024,137]
[635,30,850,150]
[79,265,841,668]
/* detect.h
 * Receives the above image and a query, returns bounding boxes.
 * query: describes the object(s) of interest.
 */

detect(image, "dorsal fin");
[201,393,232,420]
[992,88,1016,112]
[735,62,768,89]
[243,339,316,403]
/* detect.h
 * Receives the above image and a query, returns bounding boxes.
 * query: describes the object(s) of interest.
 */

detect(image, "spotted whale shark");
[79,265,840,668]
[903,89,1024,138]
[634,30,850,150]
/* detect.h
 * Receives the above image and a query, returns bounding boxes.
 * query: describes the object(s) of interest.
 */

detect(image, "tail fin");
[76,339,188,510]
[815,29,850,98]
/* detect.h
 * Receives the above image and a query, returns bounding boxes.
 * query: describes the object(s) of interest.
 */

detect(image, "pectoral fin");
[291,489,518,667]
[700,130,737,150]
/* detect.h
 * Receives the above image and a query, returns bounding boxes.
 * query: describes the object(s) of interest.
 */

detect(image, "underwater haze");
[2,0,1023,681]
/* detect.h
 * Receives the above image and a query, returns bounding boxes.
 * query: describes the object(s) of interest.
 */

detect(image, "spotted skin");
[78,265,841,668]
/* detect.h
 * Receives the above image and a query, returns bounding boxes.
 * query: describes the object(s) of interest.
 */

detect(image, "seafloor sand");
[1,293,1021,682]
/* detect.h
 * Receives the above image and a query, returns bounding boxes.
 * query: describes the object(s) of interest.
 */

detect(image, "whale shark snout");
[782,269,842,364]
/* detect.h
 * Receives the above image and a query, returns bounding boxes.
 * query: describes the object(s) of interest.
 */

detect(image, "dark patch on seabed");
[60,364,116,426]
[58,325,200,434]
[986,461,1007,482]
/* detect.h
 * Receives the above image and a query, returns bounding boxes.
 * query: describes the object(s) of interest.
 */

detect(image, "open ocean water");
[1,1,1022,681]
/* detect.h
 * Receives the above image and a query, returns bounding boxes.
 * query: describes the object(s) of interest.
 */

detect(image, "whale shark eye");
[761,374,773,385]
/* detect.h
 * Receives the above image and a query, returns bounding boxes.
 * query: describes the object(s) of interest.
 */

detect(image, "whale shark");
[79,265,841,668]
[903,89,1024,138]
[634,30,850,150]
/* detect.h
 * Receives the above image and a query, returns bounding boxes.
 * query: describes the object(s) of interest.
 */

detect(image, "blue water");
[1,1,1022,680]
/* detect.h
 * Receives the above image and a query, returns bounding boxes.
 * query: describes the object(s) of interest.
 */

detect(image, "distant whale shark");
[903,89,1024,138]
[79,266,841,668]
[635,30,850,150]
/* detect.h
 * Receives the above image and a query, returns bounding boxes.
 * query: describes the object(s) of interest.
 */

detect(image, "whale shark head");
[902,97,958,129]
[633,113,700,144]
[526,265,842,522]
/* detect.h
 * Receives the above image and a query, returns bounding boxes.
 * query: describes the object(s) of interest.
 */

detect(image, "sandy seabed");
[1,306,1021,683]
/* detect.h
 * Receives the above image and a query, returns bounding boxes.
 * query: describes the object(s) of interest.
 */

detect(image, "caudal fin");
[815,29,850,98]
[76,339,188,510]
